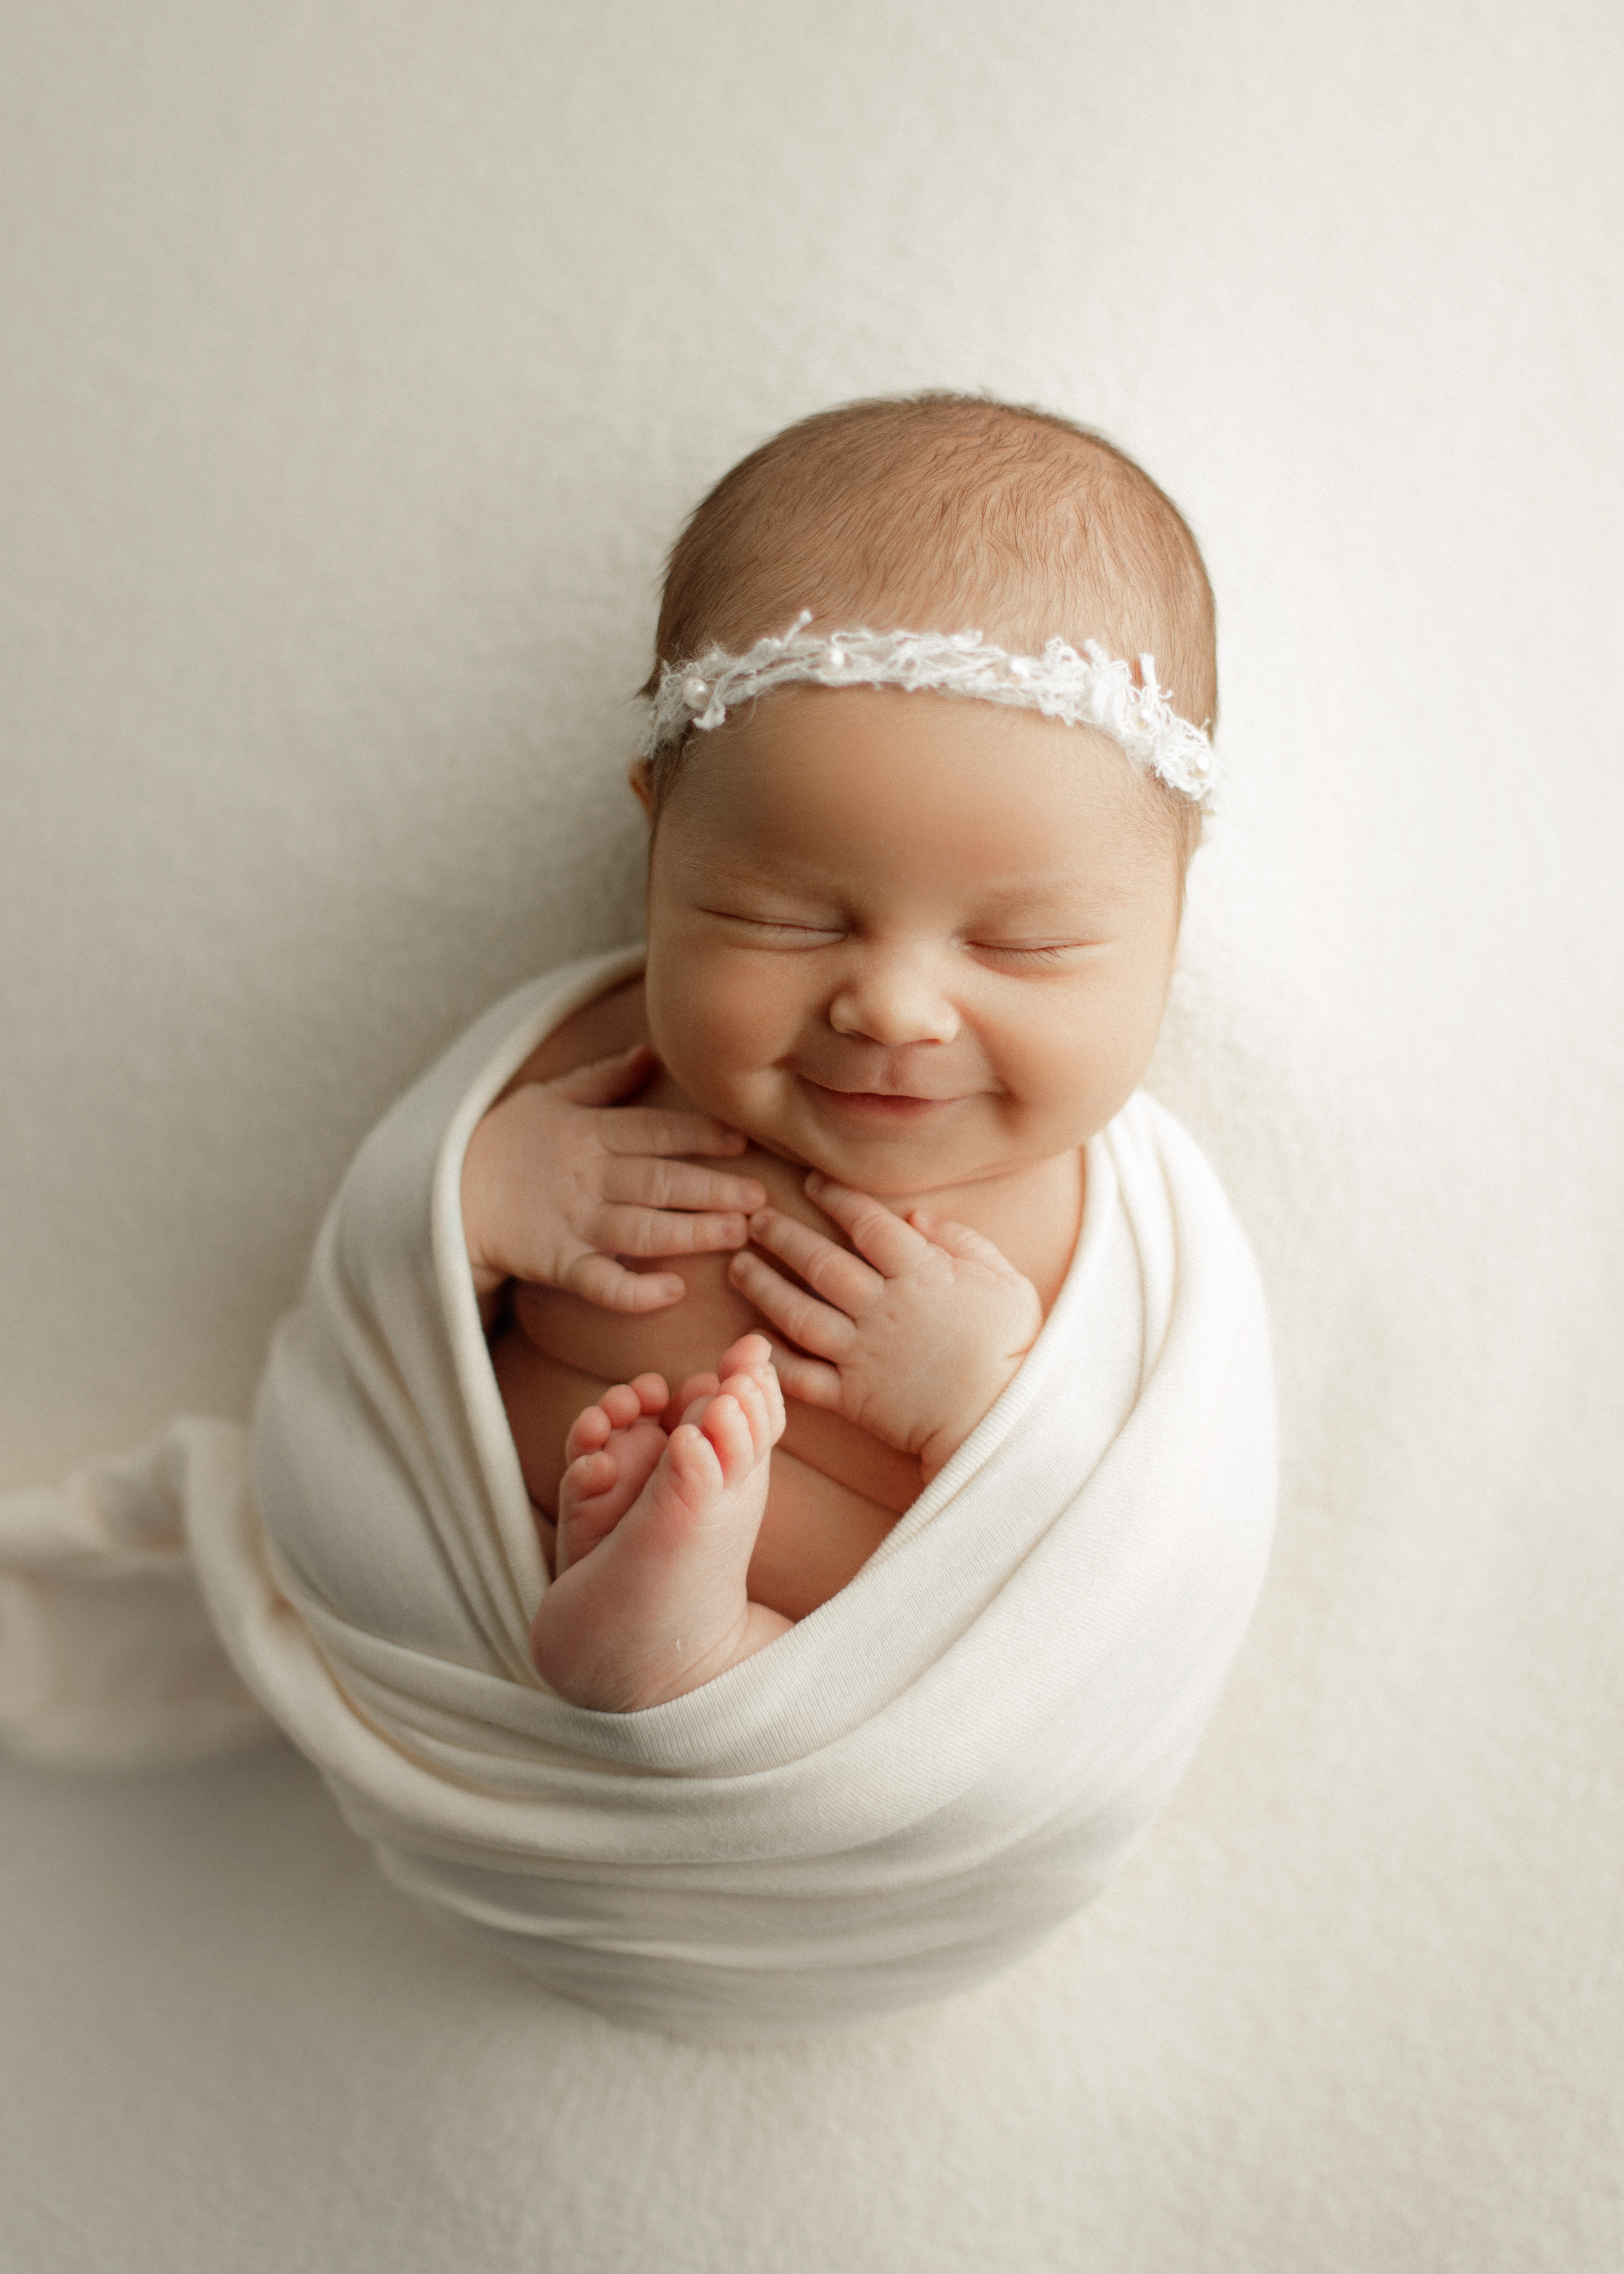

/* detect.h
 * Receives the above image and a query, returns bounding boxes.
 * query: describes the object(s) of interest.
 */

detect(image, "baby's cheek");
[1015,990,1162,1139]
[650,948,740,1053]
[661,1033,754,1128]
[662,974,790,1104]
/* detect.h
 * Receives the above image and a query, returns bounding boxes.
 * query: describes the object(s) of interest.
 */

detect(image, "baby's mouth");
[796,1074,965,1121]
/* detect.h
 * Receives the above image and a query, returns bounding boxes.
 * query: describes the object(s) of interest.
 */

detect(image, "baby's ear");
[628,759,654,817]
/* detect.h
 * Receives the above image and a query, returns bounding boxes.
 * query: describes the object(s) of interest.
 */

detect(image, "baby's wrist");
[467,1249,508,1297]
[918,1427,979,1486]
[918,1425,970,1486]
[460,1109,514,1294]
[916,1364,1020,1483]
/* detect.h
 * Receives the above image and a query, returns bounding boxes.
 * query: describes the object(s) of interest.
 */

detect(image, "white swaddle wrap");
[0,947,1276,2039]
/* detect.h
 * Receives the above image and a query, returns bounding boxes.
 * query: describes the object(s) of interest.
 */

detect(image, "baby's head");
[633,393,1217,1199]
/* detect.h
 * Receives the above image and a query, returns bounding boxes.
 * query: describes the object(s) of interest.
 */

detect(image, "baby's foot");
[555,1372,671,1574]
[632,1339,784,1567]
[532,1336,790,1710]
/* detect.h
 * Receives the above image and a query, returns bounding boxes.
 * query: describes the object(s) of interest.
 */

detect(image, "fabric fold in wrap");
[0,946,1277,2040]
[0,1419,275,1769]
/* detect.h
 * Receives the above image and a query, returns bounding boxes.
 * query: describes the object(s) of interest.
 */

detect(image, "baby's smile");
[796,1080,970,1129]
[789,1041,985,1117]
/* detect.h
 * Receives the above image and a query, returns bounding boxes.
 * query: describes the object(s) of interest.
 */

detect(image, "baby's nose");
[827,950,959,1047]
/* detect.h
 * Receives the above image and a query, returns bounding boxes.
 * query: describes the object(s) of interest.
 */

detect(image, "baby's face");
[641,686,1183,1201]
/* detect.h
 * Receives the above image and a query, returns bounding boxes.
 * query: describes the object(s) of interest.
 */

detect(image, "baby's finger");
[908,1210,1026,1282]
[603,1157,766,1216]
[594,1203,753,1258]
[727,1247,857,1359]
[599,1106,749,1160]
[745,1205,882,1311]
[550,1044,658,1109]
[804,1174,931,1275]
[560,1251,688,1313]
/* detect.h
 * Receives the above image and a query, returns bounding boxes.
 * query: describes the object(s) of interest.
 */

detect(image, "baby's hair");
[642,392,1217,863]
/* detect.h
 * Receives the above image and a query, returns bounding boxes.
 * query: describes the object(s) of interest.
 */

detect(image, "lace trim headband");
[641,612,1220,807]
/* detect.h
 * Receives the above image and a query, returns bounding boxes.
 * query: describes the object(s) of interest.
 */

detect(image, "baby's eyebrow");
[699,850,1137,905]
[693,858,839,902]
[962,872,1143,915]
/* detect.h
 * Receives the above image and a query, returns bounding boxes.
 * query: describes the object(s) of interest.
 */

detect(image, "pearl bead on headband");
[641,611,1220,808]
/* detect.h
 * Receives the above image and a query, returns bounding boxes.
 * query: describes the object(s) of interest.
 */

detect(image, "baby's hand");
[728,1173,1042,1481]
[461,1044,766,1313]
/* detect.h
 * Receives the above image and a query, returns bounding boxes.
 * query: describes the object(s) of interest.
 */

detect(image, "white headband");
[641,611,1220,807]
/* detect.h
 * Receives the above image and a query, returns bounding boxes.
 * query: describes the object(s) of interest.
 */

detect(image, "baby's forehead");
[667,690,1171,894]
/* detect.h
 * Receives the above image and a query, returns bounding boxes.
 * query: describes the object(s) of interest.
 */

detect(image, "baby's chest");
[513,1241,771,1403]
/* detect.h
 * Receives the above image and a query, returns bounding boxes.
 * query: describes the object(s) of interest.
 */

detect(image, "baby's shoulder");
[500,973,649,1095]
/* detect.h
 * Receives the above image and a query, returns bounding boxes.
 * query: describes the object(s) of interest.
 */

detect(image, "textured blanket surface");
[0,949,1276,2039]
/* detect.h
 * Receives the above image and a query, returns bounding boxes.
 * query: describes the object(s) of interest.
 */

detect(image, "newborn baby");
[23,389,1264,2031]
[461,393,1220,1713]
[0,388,1266,2034]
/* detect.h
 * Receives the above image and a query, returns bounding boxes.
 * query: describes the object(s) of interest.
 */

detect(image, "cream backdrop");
[3,2,1621,2269]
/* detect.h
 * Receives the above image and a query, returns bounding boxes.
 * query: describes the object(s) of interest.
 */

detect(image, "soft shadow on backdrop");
[3,5,1621,2271]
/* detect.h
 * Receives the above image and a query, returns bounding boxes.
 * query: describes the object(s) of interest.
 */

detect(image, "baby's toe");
[563,1403,613,1462]
[598,1381,651,1430]
[617,1416,673,1494]
[557,1417,670,1568]
[663,1419,724,1503]
[716,1332,773,1381]
[560,1445,617,1503]
[701,1390,762,1485]
[672,1372,720,1430]
[719,1364,783,1454]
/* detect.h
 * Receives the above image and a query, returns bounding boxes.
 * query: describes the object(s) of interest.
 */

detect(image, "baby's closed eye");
[706,910,847,949]
[968,939,1092,969]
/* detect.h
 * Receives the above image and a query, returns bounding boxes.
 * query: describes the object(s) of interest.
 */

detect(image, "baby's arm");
[727,1175,1043,1482]
[461,1044,766,1324]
